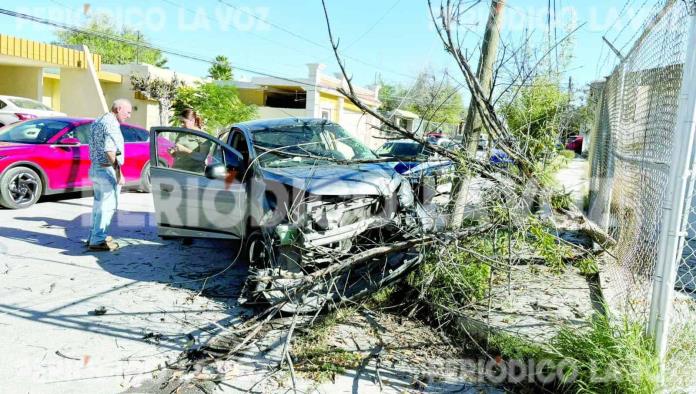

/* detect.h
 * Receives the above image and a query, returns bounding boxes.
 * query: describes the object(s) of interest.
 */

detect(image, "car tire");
[245,229,269,266]
[0,166,43,209]
[138,162,152,193]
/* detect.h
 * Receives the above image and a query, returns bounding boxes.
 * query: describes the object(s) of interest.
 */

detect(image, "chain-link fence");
[587,0,696,381]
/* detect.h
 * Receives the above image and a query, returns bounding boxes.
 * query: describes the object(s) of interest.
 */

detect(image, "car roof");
[0,95,44,102]
[13,116,146,130]
[233,117,340,132]
[383,139,421,145]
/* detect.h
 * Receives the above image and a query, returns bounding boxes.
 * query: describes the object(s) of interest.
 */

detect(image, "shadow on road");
[0,206,251,353]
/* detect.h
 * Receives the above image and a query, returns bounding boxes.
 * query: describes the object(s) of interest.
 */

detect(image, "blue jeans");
[88,166,121,245]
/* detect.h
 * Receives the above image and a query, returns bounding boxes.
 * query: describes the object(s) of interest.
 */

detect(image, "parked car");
[0,117,162,209]
[565,135,583,154]
[375,139,455,203]
[490,148,514,165]
[426,131,445,143]
[0,95,65,127]
[149,118,431,311]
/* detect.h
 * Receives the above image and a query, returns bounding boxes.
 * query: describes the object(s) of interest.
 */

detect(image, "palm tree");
[208,55,233,81]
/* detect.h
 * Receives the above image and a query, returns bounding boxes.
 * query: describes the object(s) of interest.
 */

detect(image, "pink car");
[0,117,173,209]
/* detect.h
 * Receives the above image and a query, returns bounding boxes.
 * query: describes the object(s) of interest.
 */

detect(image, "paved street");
[0,192,248,393]
[0,191,498,394]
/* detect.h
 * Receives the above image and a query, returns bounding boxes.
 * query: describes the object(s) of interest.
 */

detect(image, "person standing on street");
[87,99,132,251]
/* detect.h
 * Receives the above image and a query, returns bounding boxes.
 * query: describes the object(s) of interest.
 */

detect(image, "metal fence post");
[648,1,696,362]
[598,66,625,232]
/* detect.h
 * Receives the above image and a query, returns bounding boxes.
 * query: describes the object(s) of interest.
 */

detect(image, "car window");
[8,98,52,111]
[231,131,250,164]
[63,123,91,144]
[0,99,6,110]
[218,129,231,145]
[157,130,224,175]
[0,119,70,144]
[135,127,148,142]
[251,121,376,167]
[121,125,139,142]
[377,142,423,158]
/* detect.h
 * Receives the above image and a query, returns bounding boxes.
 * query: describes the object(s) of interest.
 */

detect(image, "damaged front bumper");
[279,182,432,253]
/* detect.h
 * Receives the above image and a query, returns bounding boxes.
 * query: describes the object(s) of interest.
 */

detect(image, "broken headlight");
[398,179,415,208]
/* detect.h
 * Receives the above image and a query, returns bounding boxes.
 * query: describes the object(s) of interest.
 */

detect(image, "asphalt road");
[0,191,249,393]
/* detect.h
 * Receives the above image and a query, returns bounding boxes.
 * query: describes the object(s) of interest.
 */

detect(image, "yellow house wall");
[101,81,154,129]
[41,77,61,111]
[0,65,43,100]
[237,88,265,106]
[0,34,101,71]
[319,92,339,121]
[59,53,107,118]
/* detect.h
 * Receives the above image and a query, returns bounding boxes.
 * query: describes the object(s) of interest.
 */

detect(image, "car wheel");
[138,162,152,193]
[0,166,43,209]
[245,229,271,266]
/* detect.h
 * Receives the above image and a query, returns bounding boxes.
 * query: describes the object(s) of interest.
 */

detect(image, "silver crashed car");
[149,118,430,311]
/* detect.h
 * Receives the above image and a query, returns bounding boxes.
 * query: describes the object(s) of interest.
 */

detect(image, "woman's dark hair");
[180,108,204,129]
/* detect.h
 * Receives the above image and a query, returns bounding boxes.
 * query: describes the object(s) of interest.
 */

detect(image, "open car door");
[149,127,246,239]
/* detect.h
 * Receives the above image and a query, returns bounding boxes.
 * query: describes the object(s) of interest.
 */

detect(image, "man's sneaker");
[88,240,119,252]
[85,236,113,246]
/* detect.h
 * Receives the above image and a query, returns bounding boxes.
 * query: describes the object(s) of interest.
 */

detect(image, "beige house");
[231,63,384,148]
[100,63,201,129]
[1,34,384,145]
[0,34,201,130]
[0,34,114,118]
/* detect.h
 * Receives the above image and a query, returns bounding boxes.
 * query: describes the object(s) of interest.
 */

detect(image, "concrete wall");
[59,47,107,118]
[42,77,61,111]
[256,106,306,119]
[237,88,265,106]
[102,63,202,129]
[0,66,43,100]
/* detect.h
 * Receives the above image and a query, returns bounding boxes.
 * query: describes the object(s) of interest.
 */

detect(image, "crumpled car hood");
[261,162,403,196]
[399,160,452,176]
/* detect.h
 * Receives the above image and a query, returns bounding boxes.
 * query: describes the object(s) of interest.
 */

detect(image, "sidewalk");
[554,156,590,209]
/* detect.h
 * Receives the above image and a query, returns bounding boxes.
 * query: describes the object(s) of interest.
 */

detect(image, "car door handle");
[160,184,174,193]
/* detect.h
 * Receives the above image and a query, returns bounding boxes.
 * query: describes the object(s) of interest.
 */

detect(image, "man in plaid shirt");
[87,99,131,251]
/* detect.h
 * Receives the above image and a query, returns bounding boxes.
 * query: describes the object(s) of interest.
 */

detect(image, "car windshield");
[376,142,424,158]
[8,98,52,111]
[0,119,70,144]
[252,121,377,167]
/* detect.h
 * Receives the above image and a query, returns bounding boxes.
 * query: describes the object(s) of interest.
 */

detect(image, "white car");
[0,95,65,127]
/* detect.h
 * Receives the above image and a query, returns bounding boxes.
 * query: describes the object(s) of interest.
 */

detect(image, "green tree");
[130,73,181,126]
[501,77,569,163]
[406,71,464,125]
[174,83,256,133]
[377,81,407,113]
[208,55,233,81]
[55,14,167,67]
[378,71,464,125]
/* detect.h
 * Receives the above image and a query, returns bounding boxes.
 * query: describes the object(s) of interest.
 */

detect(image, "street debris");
[89,306,108,316]
[54,350,80,361]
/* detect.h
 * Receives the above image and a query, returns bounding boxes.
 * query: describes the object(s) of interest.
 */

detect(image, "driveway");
[0,192,248,393]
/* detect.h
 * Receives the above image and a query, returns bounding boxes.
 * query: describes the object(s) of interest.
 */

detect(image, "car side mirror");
[204,147,244,180]
[204,162,228,180]
[58,137,81,146]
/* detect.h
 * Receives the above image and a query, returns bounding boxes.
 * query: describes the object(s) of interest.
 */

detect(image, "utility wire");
[217,0,420,81]
[343,0,403,51]
[0,7,463,109]
[0,7,322,89]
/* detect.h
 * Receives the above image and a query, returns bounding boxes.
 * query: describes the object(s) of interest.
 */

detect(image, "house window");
[321,109,331,120]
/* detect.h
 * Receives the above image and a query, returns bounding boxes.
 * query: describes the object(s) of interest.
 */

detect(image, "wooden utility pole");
[450,0,506,230]
[462,0,506,153]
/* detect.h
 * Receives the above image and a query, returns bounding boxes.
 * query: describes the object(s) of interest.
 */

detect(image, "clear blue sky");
[4,1,658,91]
